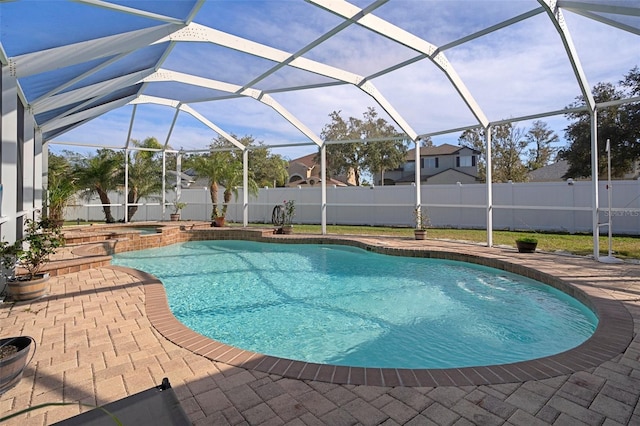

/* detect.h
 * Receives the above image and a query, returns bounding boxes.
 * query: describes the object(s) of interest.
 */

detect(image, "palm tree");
[190,151,234,221]
[189,149,259,223]
[74,149,124,223]
[220,157,259,218]
[126,137,163,221]
[46,153,78,225]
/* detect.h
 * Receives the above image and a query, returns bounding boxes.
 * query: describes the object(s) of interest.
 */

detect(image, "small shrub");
[516,236,538,244]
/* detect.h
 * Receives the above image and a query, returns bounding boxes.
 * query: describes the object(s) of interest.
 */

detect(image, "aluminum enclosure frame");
[0,0,638,261]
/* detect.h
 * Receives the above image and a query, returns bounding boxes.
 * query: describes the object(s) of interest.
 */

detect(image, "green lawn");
[251,224,640,259]
[67,220,640,259]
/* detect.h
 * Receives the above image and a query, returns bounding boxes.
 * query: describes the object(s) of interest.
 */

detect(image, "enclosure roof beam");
[130,94,180,109]
[538,0,595,110]
[124,103,137,150]
[559,2,640,35]
[74,0,186,25]
[559,1,640,17]
[178,104,245,151]
[9,24,182,78]
[40,95,135,133]
[164,107,181,149]
[167,22,418,141]
[144,69,324,146]
[0,42,8,66]
[238,0,389,93]
[33,69,154,115]
[308,0,489,129]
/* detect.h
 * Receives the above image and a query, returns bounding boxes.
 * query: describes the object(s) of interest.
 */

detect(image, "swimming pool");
[112,240,598,369]
[110,226,159,235]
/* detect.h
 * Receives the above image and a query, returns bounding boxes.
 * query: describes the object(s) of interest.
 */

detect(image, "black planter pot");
[0,336,35,395]
[516,241,538,253]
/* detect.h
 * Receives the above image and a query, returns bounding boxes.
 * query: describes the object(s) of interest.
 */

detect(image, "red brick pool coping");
[97,229,634,388]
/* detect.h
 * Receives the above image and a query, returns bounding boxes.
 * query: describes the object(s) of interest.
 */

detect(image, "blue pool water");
[112,240,598,369]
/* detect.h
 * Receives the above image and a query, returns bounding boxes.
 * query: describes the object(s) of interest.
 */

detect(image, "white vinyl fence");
[65,180,640,235]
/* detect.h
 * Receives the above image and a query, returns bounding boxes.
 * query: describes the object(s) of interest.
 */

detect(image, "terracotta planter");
[7,274,50,301]
[170,213,181,221]
[282,225,293,235]
[0,336,35,395]
[516,241,537,253]
[414,229,427,240]
[213,217,226,227]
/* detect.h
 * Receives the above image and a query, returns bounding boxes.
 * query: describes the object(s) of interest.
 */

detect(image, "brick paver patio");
[1,227,639,425]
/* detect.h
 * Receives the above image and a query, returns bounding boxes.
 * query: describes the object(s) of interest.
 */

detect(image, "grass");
[65,220,640,259]
[262,224,640,259]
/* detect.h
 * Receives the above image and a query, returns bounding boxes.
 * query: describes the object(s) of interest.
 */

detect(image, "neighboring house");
[528,159,640,182]
[378,143,480,185]
[527,160,570,182]
[167,170,196,189]
[287,153,354,187]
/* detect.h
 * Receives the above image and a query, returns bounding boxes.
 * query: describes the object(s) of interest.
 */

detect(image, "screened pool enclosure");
[1,0,639,260]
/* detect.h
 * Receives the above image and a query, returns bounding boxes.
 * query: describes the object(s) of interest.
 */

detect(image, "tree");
[321,110,364,185]
[219,152,259,218]
[361,109,407,186]
[73,149,124,223]
[126,137,164,221]
[187,137,258,221]
[620,66,640,161]
[188,148,233,220]
[245,137,289,188]
[46,153,77,224]
[493,123,529,182]
[458,122,529,182]
[526,120,559,170]
[560,66,640,178]
[420,137,434,148]
[320,107,405,186]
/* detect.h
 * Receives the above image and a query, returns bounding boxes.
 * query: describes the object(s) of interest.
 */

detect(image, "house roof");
[406,143,479,161]
[527,160,570,182]
[287,177,348,187]
[289,153,317,169]
[394,167,478,183]
[288,152,355,186]
[528,159,640,181]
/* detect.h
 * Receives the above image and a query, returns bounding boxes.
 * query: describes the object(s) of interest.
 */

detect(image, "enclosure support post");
[321,143,327,235]
[1,66,19,242]
[485,126,493,247]
[123,105,137,224]
[243,149,249,226]
[176,151,182,204]
[124,149,129,223]
[161,152,166,218]
[590,109,600,259]
[34,129,44,214]
[414,138,421,222]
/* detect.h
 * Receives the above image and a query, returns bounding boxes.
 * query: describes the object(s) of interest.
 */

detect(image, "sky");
[1,0,638,162]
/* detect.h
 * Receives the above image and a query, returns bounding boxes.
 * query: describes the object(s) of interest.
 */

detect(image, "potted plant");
[281,200,295,234]
[0,336,35,395]
[515,236,538,253]
[413,207,430,240]
[213,215,226,228]
[6,217,65,301]
[170,201,187,221]
[0,247,33,392]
